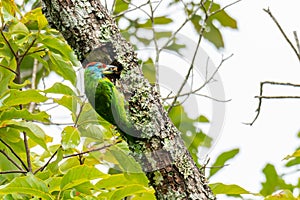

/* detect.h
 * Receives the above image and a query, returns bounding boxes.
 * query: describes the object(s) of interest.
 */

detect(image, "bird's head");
[84,62,117,79]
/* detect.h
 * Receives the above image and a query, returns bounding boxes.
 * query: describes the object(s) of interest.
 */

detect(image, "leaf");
[265,190,297,200]
[168,104,212,167]
[142,58,156,84]
[54,95,78,114]
[96,173,149,189]
[283,150,300,160]
[48,51,76,85]
[106,143,144,173]
[203,19,224,49]
[100,185,155,200]
[0,107,50,122]
[209,148,239,178]
[153,16,173,24]
[2,89,47,106]
[260,164,294,196]
[5,120,50,150]
[44,83,75,96]
[113,0,130,14]
[60,165,109,191]
[209,183,252,195]
[0,173,53,200]
[21,7,48,30]
[9,21,29,35]
[40,35,79,66]
[61,126,80,149]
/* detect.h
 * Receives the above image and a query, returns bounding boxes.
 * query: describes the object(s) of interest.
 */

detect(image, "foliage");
[0,1,154,199]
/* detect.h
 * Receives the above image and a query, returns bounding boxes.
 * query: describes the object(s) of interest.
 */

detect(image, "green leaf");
[191,14,202,32]
[9,21,29,35]
[283,150,300,160]
[142,58,156,84]
[209,148,239,178]
[260,164,294,196]
[203,19,224,48]
[61,126,80,149]
[5,120,50,150]
[0,173,53,200]
[48,51,76,85]
[2,89,47,107]
[168,104,212,167]
[209,183,252,195]
[96,173,149,189]
[265,190,297,200]
[44,82,75,96]
[21,7,48,30]
[107,143,144,173]
[100,185,155,200]
[0,107,50,122]
[54,95,78,114]
[113,0,130,14]
[60,165,109,191]
[153,16,173,24]
[0,63,16,96]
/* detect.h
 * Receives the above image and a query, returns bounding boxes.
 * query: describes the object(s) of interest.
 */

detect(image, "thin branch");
[23,132,32,172]
[74,99,86,127]
[29,59,39,112]
[0,64,18,75]
[0,30,17,59]
[0,138,28,171]
[167,12,208,113]
[63,140,121,159]
[263,8,300,62]
[18,38,37,66]
[114,1,151,18]
[210,0,242,16]
[293,31,300,55]
[255,95,300,99]
[0,149,23,170]
[246,81,300,126]
[0,170,27,174]
[34,148,59,174]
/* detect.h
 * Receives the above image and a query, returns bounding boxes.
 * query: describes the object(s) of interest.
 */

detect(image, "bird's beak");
[102,66,118,75]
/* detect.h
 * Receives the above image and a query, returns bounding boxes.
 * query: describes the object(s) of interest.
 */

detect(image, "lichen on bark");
[42,0,216,199]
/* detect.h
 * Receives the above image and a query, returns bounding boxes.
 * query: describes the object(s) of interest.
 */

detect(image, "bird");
[84,62,136,139]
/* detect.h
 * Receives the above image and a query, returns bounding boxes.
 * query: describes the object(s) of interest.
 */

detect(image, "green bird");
[84,62,136,138]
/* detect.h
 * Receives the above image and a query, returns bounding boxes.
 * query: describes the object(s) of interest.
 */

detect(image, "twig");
[0,170,27,174]
[63,140,121,159]
[246,81,300,126]
[0,138,28,171]
[0,30,17,59]
[0,64,18,75]
[263,8,300,62]
[114,1,151,18]
[210,0,242,16]
[29,59,38,112]
[293,31,300,55]
[255,95,300,99]
[34,148,59,174]
[23,132,32,172]
[0,149,23,170]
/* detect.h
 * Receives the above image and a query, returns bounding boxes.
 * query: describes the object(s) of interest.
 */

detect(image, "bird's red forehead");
[84,62,107,69]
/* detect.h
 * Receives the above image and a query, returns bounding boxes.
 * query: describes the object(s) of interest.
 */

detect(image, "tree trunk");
[42,0,215,199]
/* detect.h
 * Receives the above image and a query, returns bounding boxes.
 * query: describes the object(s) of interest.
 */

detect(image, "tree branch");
[263,8,300,62]
[246,81,300,126]
[0,149,24,171]
[0,138,29,171]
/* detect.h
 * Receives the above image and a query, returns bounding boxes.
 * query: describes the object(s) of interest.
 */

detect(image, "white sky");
[199,0,300,197]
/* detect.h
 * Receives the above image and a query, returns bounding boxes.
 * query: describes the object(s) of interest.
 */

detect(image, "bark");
[42,0,215,199]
